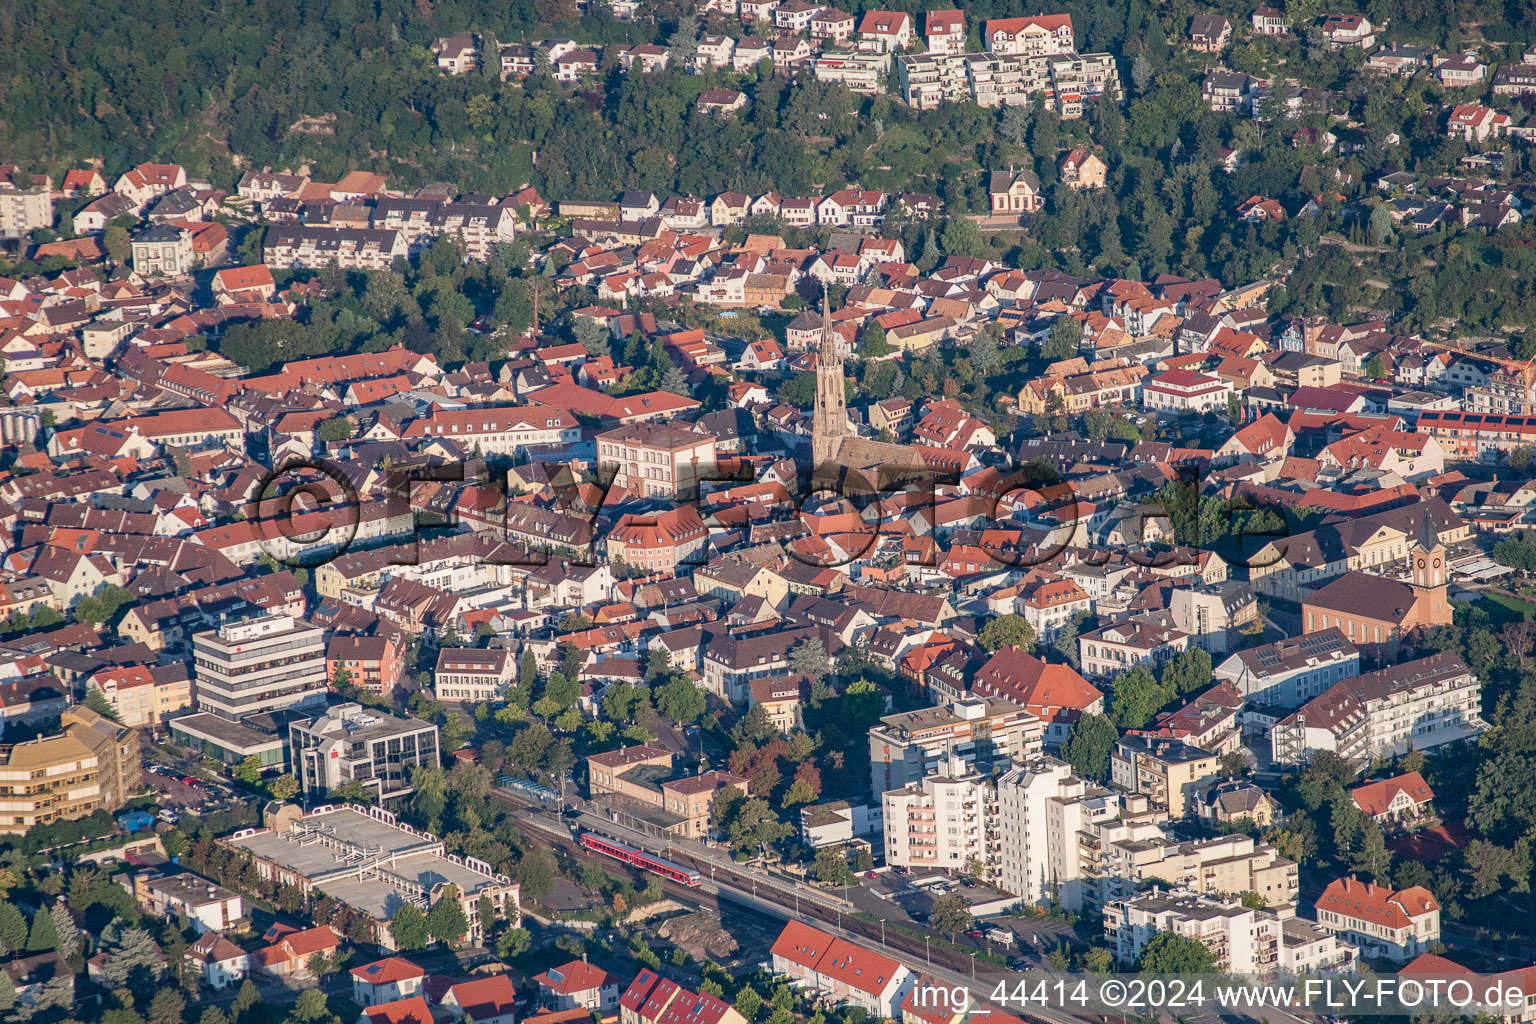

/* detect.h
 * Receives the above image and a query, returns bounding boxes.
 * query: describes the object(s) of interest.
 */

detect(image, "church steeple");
[1409,512,1446,591]
[811,284,849,467]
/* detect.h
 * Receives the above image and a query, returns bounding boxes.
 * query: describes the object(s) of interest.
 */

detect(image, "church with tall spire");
[808,288,926,481]
[811,287,850,466]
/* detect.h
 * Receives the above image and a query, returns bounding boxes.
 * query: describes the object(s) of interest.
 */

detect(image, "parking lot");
[140,762,237,814]
[846,868,1085,965]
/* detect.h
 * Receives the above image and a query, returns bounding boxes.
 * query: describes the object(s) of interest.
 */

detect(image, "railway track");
[513,806,1010,986]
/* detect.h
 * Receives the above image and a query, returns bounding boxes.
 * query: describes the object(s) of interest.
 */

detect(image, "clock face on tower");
[1433,558,1441,568]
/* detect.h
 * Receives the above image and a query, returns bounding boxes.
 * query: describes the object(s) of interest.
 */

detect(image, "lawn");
[1476,591,1536,624]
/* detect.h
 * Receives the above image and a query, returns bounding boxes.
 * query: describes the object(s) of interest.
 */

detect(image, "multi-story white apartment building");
[1079,621,1189,679]
[882,755,995,877]
[290,704,440,804]
[896,53,972,109]
[431,203,519,260]
[434,647,517,703]
[596,422,718,499]
[813,50,891,94]
[1092,833,1299,910]
[191,614,328,721]
[1213,629,1360,709]
[0,183,54,239]
[869,697,1043,796]
[1270,652,1485,767]
[1315,877,1439,962]
[1106,892,1270,972]
[400,406,580,457]
[264,226,407,270]
[996,757,1135,910]
[1045,51,1119,116]
[1107,892,1355,975]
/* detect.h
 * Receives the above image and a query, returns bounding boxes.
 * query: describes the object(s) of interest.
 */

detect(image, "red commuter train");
[579,831,703,886]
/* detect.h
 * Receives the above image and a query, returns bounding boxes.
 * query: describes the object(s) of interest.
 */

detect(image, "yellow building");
[0,706,140,832]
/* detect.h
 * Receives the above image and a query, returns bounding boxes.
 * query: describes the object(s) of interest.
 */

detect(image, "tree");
[736,987,764,1022]
[0,972,15,1014]
[1043,316,1081,361]
[1061,714,1118,782]
[48,902,78,962]
[978,614,1034,653]
[293,991,329,1024]
[1365,354,1387,380]
[497,927,532,959]
[1136,931,1218,974]
[82,682,121,721]
[1369,203,1394,246]
[1001,104,1032,145]
[25,906,60,952]
[104,224,130,266]
[232,755,263,785]
[232,979,261,1018]
[658,356,690,397]
[654,674,707,725]
[969,329,1000,375]
[149,988,187,1024]
[940,216,986,259]
[646,648,673,681]
[929,893,973,941]
[390,903,430,951]
[1109,665,1172,730]
[267,774,300,800]
[0,903,26,954]
[100,923,164,987]
[426,887,470,946]
[727,797,793,855]
[476,896,495,936]
[813,846,855,887]
[861,324,891,358]
[789,638,830,682]
[317,416,353,443]
[574,317,611,357]
[1131,54,1153,95]
[1160,648,1213,697]
[1463,840,1524,899]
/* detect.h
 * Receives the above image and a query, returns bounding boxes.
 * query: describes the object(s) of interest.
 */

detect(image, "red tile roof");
[770,919,832,972]
[1350,771,1434,817]
[1315,877,1439,929]
[446,974,518,1021]
[351,957,426,985]
[362,997,433,1024]
[620,969,666,1013]
[535,959,613,995]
